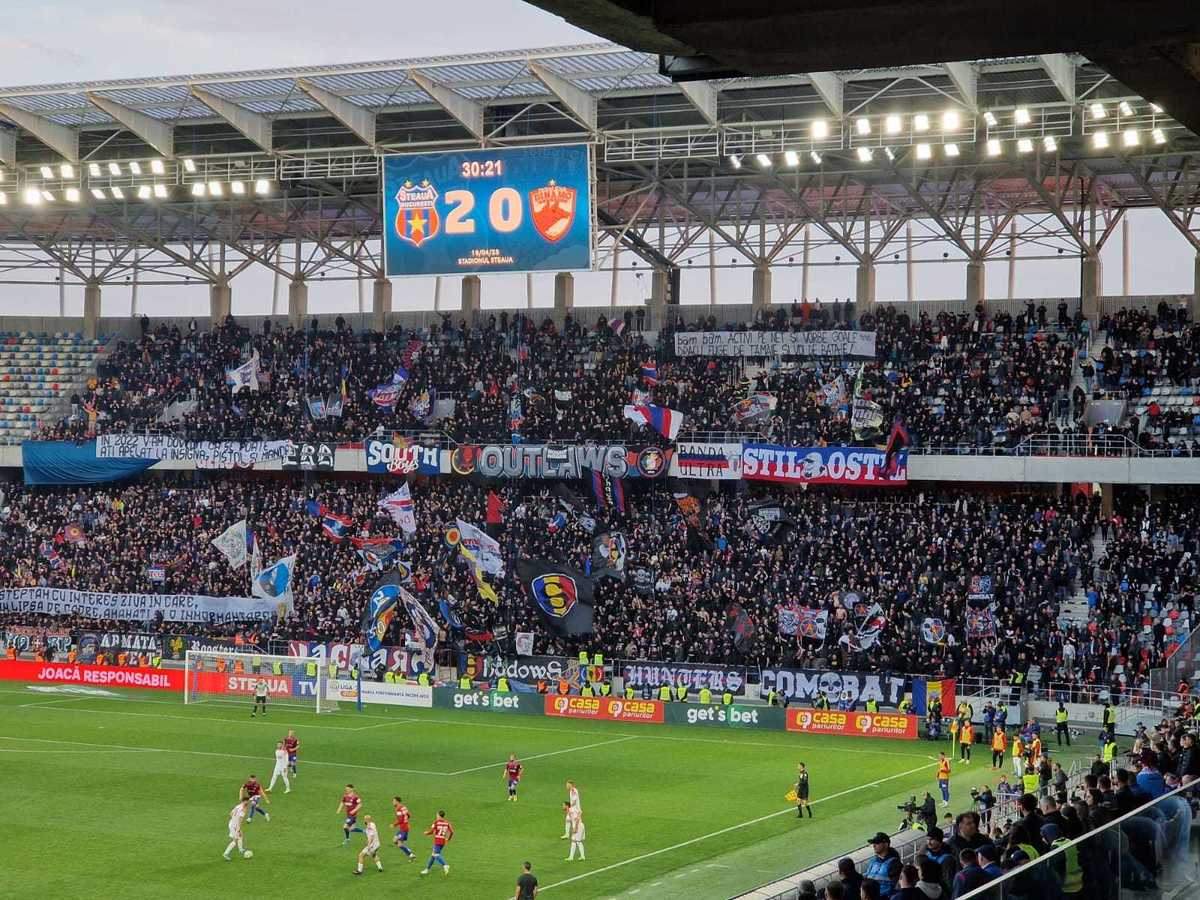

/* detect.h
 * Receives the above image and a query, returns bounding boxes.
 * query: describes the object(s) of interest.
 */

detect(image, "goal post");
[183,650,348,713]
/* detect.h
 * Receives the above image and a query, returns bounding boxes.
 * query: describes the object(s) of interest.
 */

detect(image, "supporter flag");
[518,559,595,636]
[379,484,417,535]
[392,365,409,385]
[409,388,435,424]
[967,574,995,601]
[726,604,757,654]
[640,362,659,385]
[354,537,405,572]
[965,608,997,640]
[249,529,261,580]
[455,519,503,575]
[851,398,884,440]
[591,532,627,581]
[508,396,524,431]
[591,470,626,516]
[819,375,846,408]
[911,678,957,717]
[745,501,795,545]
[840,599,885,651]
[251,554,296,614]
[920,617,956,645]
[400,585,439,675]
[62,523,86,544]
[225,351,261,395]
[797,608,829,641]
[622,404,683,441]
[39,540,63,571]
[319,508,354,542]
[438,597,464,632]
[485,490,504,535]
[212,519,249,569]
[306,397,327,419]
[325,392,344,418]
[146,563,167,584]
[361,573,401,653]
[547,511,568,534]
[400,339,423,370]
[459,543,500,603]
[514,632,535,656]
[610,319,626,337]
[731,392,777,424]
[883,418,912,476]
[368,381,402,412]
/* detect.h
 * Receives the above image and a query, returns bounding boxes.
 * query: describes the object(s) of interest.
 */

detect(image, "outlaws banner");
[544,694,664,724]
[617,660,748,694]
[674,330,876,358]
[785,708,919,740]
[449,444,670,479]
[759,668,907,707]
[0,660,182,691]
[741,444,908,485]
[0,587,287,623]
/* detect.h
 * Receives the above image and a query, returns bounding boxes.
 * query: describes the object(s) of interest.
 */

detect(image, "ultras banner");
[673,330,876,358]
[449,443,670,479]
[0,587,288,623]
[741,444,908,485]
[759,668,907,707]
[617,660,748,695]
[95,434,291,468]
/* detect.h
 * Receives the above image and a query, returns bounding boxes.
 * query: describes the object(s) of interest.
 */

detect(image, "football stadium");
[2,2,1200,898]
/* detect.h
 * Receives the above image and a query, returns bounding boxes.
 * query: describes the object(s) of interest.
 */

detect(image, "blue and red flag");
[591,470,626,516]
[319,508,354,542]
[640,362,658,385]
[39,540,62,570]
[622,403,683,441]
[883,418,912,476]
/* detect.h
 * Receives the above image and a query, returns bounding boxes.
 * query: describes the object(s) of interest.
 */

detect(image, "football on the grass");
[243,851,253,859]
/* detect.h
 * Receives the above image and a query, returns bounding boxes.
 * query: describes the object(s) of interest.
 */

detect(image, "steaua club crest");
[528,180,577,242]
[393,179,441,247]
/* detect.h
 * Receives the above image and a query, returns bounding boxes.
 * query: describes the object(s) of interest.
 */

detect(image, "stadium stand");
[0,331,106,445]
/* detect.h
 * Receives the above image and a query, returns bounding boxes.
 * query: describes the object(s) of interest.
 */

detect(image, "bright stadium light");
[39,165,53,179]
[1118,101,1133,117]
[1017,138,1034,154]
[1043,135,1058,152]
[1150,103,1164,114]
[755,153,771,169]
[728,154,742,169]
[65,187,81,203]
[137,185,151,199]
[883,147,895,161]
[0,193,6,206]
[90,188,106,200]
[153,183,168,198]
[944,143,959,157]
[809,150,822,164]
[208,181,224,197]
[942,110,961,131]
[913,114,930,132]
[183,158,197,173]
[108,162,122,176]
[1092,131,1110,149]
[915,143,932,160]
[855,117,871,136]
[856,146,873,162]
[1090,102,1106,120]
[784,150,799,167]
[983,111,997,127]
[60,163,74,179]
[191,182,207,197]
[88,163,102,177]
[0,169,4,182]
[1152,128,1167,145]
[230,180,246,195]
[23,187,41,205]
[110,185,124,199]
[40,190,55,203]
[811,118,829,139]
[885,115,902,134]
[253,179,270,195]
[1014,108,1032,126]
[128,161,143,175]
[150,159,165,175]
[1123,129,1140,147]
[986,139,1002,157]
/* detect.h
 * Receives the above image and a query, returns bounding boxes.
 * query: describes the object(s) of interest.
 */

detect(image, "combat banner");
[674,330,876,358]
[449,444,670,479]
[544,694,664,724]
[0,587,288,623]
[785,708,918,740]
[741,444,908,485]
[95,434,291,468]
[759,668,907,707]
[617,660,748,695]
[0,660,182,691]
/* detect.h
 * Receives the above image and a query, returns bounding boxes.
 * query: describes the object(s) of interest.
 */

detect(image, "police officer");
[865,697,879,713]
[624,682,635,700]
[1055,702,1070,746]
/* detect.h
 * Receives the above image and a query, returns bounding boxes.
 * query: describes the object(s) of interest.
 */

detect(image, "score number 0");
[444,188,522,235]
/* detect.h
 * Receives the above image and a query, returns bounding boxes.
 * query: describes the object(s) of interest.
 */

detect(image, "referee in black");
[795,762,812,819]
[514,860,538,899]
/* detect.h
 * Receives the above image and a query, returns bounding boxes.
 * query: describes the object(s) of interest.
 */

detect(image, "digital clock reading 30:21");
[460,159,504,178]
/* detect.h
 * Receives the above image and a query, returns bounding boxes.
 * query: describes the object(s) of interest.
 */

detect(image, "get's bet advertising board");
[383,144,592,276]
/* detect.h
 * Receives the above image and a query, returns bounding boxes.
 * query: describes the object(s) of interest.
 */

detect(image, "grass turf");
[0,685,1095,899]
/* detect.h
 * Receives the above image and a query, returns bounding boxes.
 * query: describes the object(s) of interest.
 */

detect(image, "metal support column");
[83,281,101,341]
[288,279,308,330]
[855,261,876,315]
[553,272,574,311]
[210,278,232,322]
[462,275,481,317]
[1081,252,1103,323]
[965,259,985,308]
[752,265,772,312]
[372,277,392,333]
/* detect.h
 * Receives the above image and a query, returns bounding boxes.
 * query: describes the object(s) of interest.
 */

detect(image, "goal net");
[183,650,348,713]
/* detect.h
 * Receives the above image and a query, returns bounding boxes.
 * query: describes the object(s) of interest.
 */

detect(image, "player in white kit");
[223,799,250,860]
[268,741,291,793]
[563,802,586,861]
[354,815,384,875]
[560,780,581,839]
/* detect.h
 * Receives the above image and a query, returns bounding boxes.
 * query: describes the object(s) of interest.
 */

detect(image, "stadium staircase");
[0,331,107,444]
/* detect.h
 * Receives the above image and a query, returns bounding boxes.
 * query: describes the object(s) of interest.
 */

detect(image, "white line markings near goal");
[445,736,638,776]
[531,760,935,896]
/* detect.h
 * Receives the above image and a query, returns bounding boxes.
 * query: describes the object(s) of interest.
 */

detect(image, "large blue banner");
[382,144,592,276]
[23,441,155,485]
[740,444,908,485]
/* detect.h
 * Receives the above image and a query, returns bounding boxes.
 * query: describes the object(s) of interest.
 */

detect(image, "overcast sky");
[0,1,1194,318]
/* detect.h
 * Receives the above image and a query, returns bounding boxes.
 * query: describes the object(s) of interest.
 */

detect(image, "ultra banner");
[785,708,919,740]
[741,444,908,485]
[759,668,907,707]
[286,640,414,676]
[0,587,288,623]
[668,441,743,480]
[449,444,670,479]
[674,331,876,358]
[96,434,291,468]
[617,660,748,694]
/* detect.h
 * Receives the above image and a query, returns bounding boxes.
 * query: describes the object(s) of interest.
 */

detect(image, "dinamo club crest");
[393,180,441,247]
[528,180,576,243]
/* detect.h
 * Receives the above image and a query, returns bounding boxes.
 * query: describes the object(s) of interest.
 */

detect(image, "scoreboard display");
[382,144,592,277]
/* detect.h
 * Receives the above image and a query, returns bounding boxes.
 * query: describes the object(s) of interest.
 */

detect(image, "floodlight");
[230,180,246,195]
[1118,101,1133,117]
[1014,108,1031,126]
[855,117,871,136]
[150,159,165,175]
[1123,129,1140,147]
[153,183,168,198]
[183,158,197,173]
[809,150,822,164]
[40,190,55,202]
[88,163,102,177]
[39,166,54,179]
[883,147,895,161]
[1090,103,1106,120]
[1043,135,1058,152]
[0,169,4,183]
[755,154,771,169]
[137,185,151,199]
[1152,128,1166,145]
[986,139,1002,157]
[1017,138,1033,154]
[913,114,930,132]
[784,150,799,167]
[728,154,741,169]
[23,188,41,205]
[885,115,902,134]
[108,162,122,176]
[208,181,223,197]
[1092,131,1109,149]
[942,110,961,131]
[0,193,6,205]
[60,164,74,179]
[944,143,959,157]
[983,111,997,127]
[856,146,873,162]
[110,185,125,199]
[65,187,81,203]
[1150,103,1163,114]
[811,119,829,139]
[915,143,932,160]
[91,188,106,200]
[191,183,207,197]
[128,161,142,175]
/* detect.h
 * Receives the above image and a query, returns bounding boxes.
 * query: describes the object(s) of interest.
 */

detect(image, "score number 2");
[444,188,523,235]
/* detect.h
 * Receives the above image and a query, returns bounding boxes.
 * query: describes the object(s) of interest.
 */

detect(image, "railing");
[911,432,1183,458]
[1025,681,1179,713]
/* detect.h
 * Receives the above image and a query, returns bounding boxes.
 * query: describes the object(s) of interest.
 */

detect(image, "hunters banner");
[0,660,183,691]
[786,708,919,740]
[617,660,748,695]
[760,668,908,707]
[741,444,908,485]
[383,144,592,277]
[674,330,876,358]
[544,694,664,724]
[0,587,288,623]
[96,434,291,468]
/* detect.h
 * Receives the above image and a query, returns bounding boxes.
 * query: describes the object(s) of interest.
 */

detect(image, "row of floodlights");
[3,178,273,206]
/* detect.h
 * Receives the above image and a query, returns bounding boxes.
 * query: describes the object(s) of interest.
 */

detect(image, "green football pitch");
[0,684,1095,899]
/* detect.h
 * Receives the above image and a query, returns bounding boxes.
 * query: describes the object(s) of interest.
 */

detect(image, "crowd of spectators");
[0,474,1195,697]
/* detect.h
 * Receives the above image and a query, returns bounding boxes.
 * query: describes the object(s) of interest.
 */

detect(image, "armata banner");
[741,444,908,485]
[759,668,907,707]
[96,434,291,468]
[0,587,288,623]
[674,330,876,358]
[617,660,748,694]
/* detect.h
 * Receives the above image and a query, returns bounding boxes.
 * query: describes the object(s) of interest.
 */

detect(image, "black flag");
[517,559,595,636]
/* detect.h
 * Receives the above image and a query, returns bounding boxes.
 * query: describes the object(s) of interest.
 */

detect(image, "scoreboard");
[382,144,592,277]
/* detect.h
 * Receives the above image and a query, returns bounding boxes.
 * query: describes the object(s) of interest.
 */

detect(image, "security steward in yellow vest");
[699,687,713,705]
[624,683,635,700]
[766,689,778,707]
[1102,736,1118,767]
[1102,703,1117,737]
[580,682,594,698]
[865,698,879,713]
[598,681,611,696]
[458,674,471,690]
[674,684,688,703]
[417,672,430,687]
[721,690,733,706]
[815,691,831,710]
[496,676,510,693]
[658,684,672,703]
[1055,703,1070,745]
[898,697,912,714]
[1047,828,1083,896]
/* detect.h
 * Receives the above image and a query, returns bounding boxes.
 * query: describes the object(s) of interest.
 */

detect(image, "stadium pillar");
[648,268,668,327]
[1101,484,1114,518]
[554,272,574,311]
[1193,253,1200,321]
[751,265,772,313]
[288,279,308,329]
[462,275,481,318]
[210,278,232,322]
[372,278,392,333]
[965,259,985,308]
[1081,251,1103,323]
[855,261,876,315]
[82,281,101,341]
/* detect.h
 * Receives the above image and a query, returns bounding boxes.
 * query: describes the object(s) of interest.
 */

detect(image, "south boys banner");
[674,330,876,358]
[364,435,442,475]
[760,668,907,707]
[741,444,908,485]
[0,587,287,623]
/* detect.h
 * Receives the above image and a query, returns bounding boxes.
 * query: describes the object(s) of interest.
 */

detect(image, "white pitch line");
[0,748,158,755]
[12,701,371,732]
[534,760,935,895]
[446,736,638,776]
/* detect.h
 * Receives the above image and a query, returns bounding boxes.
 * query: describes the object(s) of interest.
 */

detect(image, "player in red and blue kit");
[283,730,299,778]
[391,796,414,859]
[337,784,365,845]
[420,811,453,876]
[241,775,270,822]
[504,753,524,802]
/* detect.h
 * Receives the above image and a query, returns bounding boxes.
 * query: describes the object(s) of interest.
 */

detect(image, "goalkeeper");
[788,762,812,819]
